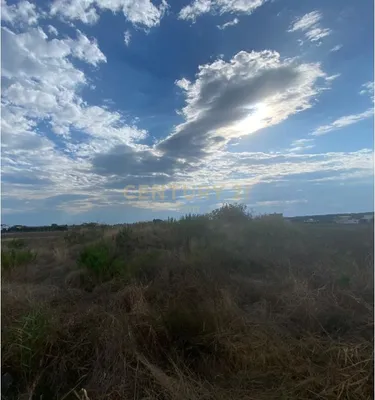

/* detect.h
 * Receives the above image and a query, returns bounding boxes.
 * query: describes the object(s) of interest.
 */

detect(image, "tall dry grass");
[1,205,373,399]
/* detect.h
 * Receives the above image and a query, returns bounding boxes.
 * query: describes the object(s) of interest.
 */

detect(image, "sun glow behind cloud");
[232,102,269,136]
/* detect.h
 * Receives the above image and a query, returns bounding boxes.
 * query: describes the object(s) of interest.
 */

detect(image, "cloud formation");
[311,109,374,136]
[1,0,39,26]
[2,0,373,222]
[179,0,268,21]
[289,11,331,43]
[288,138,315,153]
[1,22,147,205]
[360,81,374,101]
[50,0,169,28]
[47,24,58,35]
[158,50,326,160]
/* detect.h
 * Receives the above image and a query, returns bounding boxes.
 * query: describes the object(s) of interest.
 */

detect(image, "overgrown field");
[1,205,374,399]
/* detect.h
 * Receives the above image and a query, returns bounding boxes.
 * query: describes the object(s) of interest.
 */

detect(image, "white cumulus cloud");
[50,0,169,28]
[2,23,147,204]
[179,0,268,21]
[1,0,39,26]
[65,30,107,65]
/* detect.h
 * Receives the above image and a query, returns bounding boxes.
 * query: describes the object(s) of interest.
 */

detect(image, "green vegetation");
[1,205,373,399]
[1,248,36,271]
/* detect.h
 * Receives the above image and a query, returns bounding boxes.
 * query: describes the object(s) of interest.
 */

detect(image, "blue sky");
[1,0,374,225]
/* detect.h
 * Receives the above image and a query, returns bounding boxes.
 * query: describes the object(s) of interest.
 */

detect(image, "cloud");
[2,23,148,206]
[217,17,239,30]
[304,27,331,42]
[158,50,326,160]
[288,11,331,43]
[47,25,58,36]
[66,30,107,65]
[330,44,343,52]
[91,144,185,178]
[89,144,373,213]
[360,81,374,101]
[288,138,315,153]
[252,199,308,207]
[325,73,340,82]
[1,0,39,26]
[194,149,374,189]
[50,0,169,28]
[310,81,374,136]
[311,109,374,136]
[3,4,372,222]
[179,0,268,21]
[124,30,131,46]
[1,26,144,146]
[288,11,321,32]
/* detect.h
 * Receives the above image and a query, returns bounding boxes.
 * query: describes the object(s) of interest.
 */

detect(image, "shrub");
[77,241,122,281]
[78,241,127,281]
[1,248,37,271]
[210,203,250,222]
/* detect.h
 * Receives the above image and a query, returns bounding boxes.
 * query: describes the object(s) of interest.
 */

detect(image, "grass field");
[1,205,374,399]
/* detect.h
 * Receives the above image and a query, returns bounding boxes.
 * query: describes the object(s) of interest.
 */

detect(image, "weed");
[2,308,56,395]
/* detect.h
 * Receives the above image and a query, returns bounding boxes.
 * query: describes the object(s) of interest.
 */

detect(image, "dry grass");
[1,206,374,399]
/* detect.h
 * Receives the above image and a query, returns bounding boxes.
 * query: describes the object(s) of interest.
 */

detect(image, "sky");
[1,0,374,225]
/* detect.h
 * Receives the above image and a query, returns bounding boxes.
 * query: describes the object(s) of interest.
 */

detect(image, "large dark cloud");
[92,51,326,183]
[92,144,179,176]
[91,144,199,188]
[157,51,325,160]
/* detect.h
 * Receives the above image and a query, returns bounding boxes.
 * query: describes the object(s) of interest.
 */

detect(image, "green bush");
[78,242,123,281]
[210,203,250,222]
[1,248,37,271]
